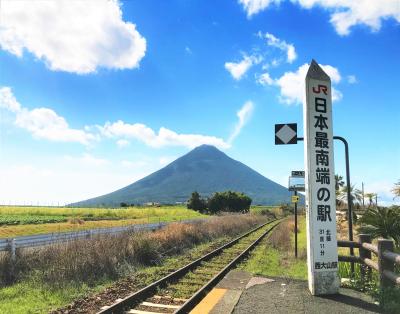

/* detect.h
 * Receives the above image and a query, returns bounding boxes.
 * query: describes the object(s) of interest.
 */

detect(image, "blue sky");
[0,0,399,205]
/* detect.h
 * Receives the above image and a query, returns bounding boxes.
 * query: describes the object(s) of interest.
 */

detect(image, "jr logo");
[312,84,328,95]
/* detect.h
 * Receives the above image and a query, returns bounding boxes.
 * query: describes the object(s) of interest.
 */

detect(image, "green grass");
[0,206,205,237]
[250,205,279,214]
[0,278,108,314]
[240,216,308,280]
[0,205,204,221]
[0,215,68,226]
[0,237,231,313]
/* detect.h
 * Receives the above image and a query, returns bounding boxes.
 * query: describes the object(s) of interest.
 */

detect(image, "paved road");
[233,275,381,314]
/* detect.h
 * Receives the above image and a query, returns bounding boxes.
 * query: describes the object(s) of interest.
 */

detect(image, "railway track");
[97,219,281,314]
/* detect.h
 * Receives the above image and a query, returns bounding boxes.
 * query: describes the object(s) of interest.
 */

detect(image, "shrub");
[207,191,252,214]
[0,215,265,287]
[358,206,400,248]
[187,191,207,213]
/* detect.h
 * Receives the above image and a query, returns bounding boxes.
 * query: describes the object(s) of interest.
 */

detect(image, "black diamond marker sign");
[275,123,297,145]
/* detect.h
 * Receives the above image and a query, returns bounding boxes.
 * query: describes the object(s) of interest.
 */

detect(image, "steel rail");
[175,220,280,313]
[97,219,280,314]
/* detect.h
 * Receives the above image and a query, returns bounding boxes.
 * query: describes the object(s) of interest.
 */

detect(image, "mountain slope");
[73,145,296,206]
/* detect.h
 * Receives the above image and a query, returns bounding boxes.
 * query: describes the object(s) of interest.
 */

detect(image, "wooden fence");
[338,234,400,289]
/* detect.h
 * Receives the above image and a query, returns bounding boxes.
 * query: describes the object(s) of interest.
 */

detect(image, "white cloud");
[116,139,130,148]
[240,0,400,35]
[0,0,146,74]
[239,0,281,17]
[0,87,21,112]
[1,87,240,150]
[225,55,261,80]
[347,75,358,84]
[364,180,400,206]
[0,87,95,145]
[275,63,342,105]
[228,101,254,143]
[100,120,230,149]
[262,32,297,63]
[257,72,274,86]
[15,108,96,145]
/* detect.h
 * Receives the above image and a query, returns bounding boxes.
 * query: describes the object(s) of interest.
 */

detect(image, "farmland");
[0,206,205,237]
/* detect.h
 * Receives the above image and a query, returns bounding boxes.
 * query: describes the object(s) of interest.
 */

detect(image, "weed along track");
[97,219,281,314]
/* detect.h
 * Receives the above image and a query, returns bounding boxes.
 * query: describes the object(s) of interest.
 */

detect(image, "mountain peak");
[184,144,226,160]
[73,144,295,206]
[192,144,220,151]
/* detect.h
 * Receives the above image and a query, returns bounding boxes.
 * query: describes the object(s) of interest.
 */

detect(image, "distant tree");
[207,191,251,214]
[120,202,129,207]
[338,185,363,207]
[187,191,207,212]
[392,180,400,199]
[364,193,377,208]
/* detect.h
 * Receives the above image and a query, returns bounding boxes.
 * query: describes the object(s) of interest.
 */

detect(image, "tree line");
[187,191,252,214]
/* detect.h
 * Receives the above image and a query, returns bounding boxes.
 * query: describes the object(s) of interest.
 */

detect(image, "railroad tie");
[125,310,163,314]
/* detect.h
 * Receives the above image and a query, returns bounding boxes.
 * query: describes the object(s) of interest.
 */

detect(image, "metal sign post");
[291,191,299,258]
[289,170,304,259]
[304,60,339,295]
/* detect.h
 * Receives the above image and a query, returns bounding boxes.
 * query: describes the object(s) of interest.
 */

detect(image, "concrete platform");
[190,270,381,314]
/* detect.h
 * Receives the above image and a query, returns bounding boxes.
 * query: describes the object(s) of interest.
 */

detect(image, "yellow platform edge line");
[190,288,228,314]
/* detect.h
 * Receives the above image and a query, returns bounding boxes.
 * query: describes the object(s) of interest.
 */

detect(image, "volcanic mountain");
[73,145,296,206]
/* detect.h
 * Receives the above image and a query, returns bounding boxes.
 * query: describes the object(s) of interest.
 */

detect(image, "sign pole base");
[309,272,340,295]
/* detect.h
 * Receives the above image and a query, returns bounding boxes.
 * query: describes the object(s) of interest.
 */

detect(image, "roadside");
[239,216,307,279]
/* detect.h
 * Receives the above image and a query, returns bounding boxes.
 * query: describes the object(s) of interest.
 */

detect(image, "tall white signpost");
[303,60,339,295]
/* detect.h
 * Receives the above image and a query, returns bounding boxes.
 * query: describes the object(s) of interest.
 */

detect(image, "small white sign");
[303,60,339,295]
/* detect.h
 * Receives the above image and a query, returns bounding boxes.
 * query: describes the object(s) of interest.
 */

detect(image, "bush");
[359,206,400,248]
[207,191,252,214]
[187,190,252,214]
[187,191,207,213]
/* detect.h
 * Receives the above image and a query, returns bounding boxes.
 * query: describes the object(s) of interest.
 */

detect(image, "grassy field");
[0,215,265,313]
[0,239,229,314]
[0,206,205,237]
[240,215,308,279]
[250,205,282,215]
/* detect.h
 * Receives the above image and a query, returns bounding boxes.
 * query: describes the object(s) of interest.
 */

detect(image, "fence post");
[359,234,372,284]
[8,238,16,262]
[377,239,395,290]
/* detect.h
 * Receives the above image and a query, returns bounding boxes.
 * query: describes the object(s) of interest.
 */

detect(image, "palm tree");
[339,184,363,207]
[364,192,377,208]
[335,174,345,191]
[359,206,400,248]
[335,174,345,209]
[392,180,400,199]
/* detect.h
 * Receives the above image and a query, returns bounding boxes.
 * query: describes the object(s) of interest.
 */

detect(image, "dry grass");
[267,219,292,251]
[67,218,85,225]
[0,214,265,287]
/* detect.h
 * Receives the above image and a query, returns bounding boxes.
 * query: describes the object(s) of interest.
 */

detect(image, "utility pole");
[294,190,298,259]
